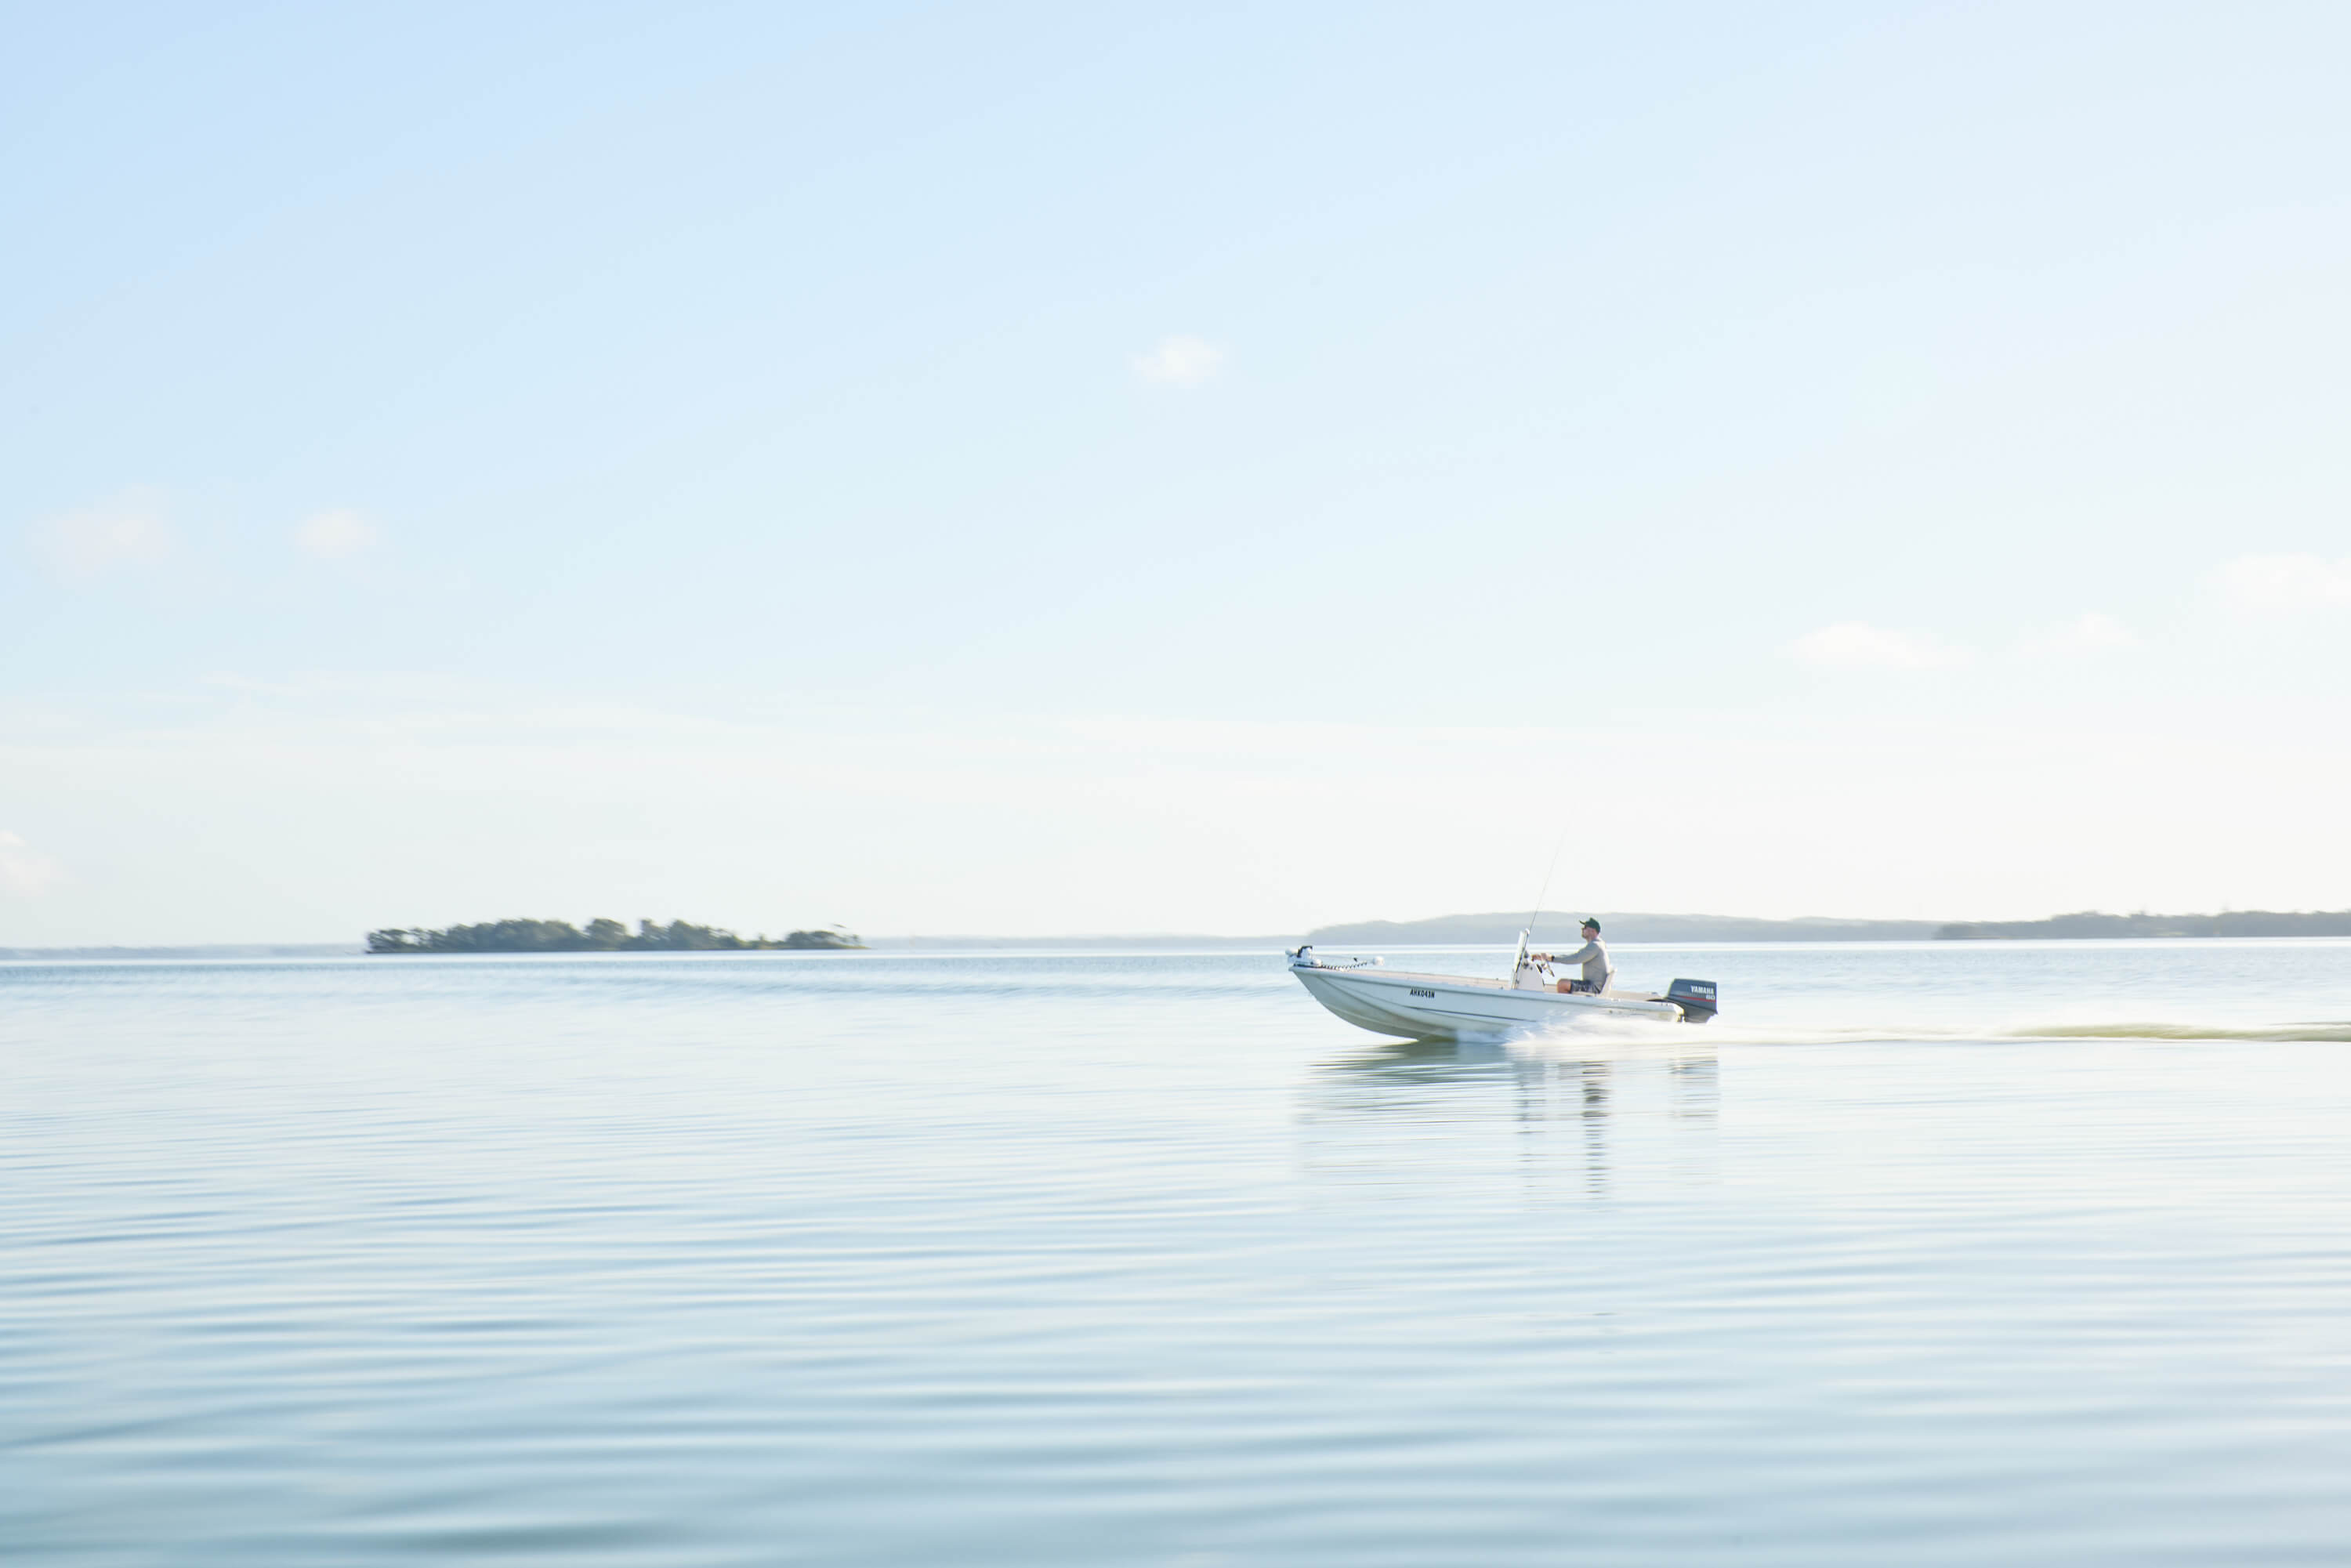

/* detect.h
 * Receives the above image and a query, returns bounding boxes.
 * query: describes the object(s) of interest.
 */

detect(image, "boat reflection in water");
[1299,1038,1719,1200]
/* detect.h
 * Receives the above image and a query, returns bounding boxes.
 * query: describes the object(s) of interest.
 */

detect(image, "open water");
[6,940,2351,1564]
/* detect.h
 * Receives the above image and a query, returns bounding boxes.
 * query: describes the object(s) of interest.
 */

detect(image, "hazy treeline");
[0,944,355,960]
[1936,910,2351,940]
[1306,911,1944,944]
[367,918,864,954]
[1305,908,2351,944]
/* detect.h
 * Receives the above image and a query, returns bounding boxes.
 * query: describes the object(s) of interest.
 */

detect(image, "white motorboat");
[1286,931,1718,1040]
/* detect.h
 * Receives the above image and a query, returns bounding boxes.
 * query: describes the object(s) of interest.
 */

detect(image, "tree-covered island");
[368,918,865,954]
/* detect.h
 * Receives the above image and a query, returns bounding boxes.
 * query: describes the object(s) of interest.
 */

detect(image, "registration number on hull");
[1409,988,1436,998]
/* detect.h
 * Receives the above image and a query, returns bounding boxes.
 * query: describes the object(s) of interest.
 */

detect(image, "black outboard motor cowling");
[1665,978,1719,1023]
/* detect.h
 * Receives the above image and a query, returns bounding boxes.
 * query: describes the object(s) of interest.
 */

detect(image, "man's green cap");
[1581,918,1601,931]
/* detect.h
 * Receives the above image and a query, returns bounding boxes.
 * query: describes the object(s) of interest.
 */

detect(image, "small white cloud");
[2022,611,2140,657]
[2214,553,2351,614]
[1133,335,1225,387]
[1789,621,1975,671]
[0,831,61,896]
[31,489,172,578]
[294,509,378,559]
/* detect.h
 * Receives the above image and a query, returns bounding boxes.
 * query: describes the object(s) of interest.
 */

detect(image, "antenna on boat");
[1524,823,1571,947]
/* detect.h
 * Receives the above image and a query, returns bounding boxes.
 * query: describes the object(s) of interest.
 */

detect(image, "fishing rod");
[1523,822,1572,953]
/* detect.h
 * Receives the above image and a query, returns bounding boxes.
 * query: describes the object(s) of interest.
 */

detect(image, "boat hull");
[1290,961,1685,1040]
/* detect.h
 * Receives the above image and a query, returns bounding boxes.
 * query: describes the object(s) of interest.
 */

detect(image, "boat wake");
[1499,1017,2351,1050]
[2009,1020,2351,1043]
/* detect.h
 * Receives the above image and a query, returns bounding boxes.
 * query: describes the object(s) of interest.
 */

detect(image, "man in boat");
[1537,919,1614,994]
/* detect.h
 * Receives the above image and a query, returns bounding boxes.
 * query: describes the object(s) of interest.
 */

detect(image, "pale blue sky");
[6,2,2350,941]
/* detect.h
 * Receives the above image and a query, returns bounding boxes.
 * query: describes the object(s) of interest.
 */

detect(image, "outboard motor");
[1665,978,1719,1023]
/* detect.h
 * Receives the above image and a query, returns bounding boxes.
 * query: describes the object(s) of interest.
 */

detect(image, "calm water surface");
[6,941,2351,1564]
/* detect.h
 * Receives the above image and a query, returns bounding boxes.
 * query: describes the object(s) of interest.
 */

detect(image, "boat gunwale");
[1293,965,1668,1004]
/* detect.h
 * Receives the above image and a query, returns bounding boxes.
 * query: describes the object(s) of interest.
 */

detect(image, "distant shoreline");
[1932,910,2351,940]
[1302,908,2351,945]
[0,944,360,961]
[9,907,2351,961]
